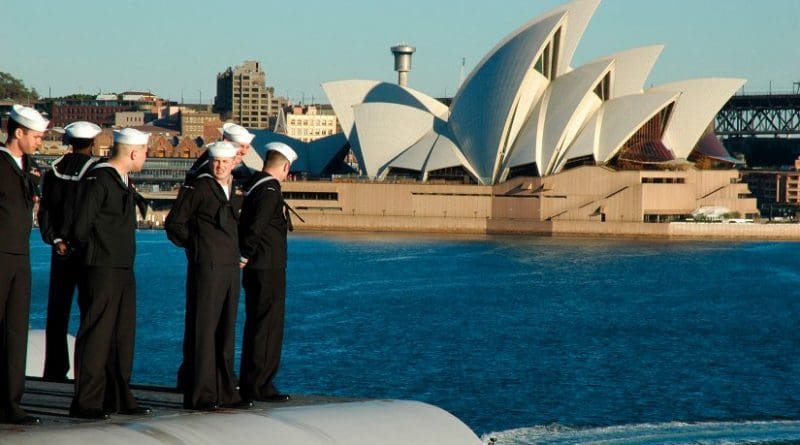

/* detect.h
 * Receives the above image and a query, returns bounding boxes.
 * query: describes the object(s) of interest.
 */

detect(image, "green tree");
[0,72,38,102]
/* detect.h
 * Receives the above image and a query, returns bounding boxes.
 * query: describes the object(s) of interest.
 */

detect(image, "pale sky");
[2,0,798,104]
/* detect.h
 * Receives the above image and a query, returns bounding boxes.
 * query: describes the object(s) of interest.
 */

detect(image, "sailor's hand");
[55,241,69,256]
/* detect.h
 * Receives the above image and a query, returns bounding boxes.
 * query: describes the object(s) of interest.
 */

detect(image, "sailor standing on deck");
[0,105,48,426]
[38,121,100,382]
[173,123,254,393]
[238,142,297,403]
[165,141,250,410]
[69,128,152,420]
[185,122,255,188]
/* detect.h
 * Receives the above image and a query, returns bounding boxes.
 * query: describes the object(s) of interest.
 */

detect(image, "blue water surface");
[27,230,800,441]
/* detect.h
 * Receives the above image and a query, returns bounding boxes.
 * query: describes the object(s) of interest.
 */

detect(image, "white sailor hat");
[265,141,298,163]
[220,122,255,144]
[64,121,102,139]
[113,128,150,145]
[10,104,49,132]
[207,141,238,159]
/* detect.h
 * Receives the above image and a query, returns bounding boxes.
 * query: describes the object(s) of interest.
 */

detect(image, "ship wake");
[483,420,800,445]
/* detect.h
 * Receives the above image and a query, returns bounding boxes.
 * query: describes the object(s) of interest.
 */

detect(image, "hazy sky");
[2,0,798,104]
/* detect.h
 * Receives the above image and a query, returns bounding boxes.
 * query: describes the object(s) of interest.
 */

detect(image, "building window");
[644,214,690,223]
[641,177,685,184]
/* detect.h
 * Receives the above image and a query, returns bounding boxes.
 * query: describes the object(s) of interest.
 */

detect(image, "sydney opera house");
[251,0,759,235]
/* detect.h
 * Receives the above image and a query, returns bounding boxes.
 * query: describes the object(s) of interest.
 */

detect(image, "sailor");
[166,141,249,410]
[38,121,101,382]
[0,105,48,425]
[69,128,152,419]
[185,122,255,188]
[238,141,298,403]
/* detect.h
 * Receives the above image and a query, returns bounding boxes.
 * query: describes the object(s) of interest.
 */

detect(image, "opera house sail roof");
[280,0,745,185]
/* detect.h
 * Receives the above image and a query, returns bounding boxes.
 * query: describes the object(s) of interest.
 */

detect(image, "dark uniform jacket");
[239,172,288,270]
[71,164,139,268]
[165,174,241,265]
[0,146,37,255]
[37,153,94,246]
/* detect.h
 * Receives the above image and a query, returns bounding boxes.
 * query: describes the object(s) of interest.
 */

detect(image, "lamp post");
[197,89,202,105]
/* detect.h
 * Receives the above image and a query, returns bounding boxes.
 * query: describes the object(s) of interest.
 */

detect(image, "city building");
[50,92,167,127]
[180,109,222,140]
[115,111,147,127]
[213,60,290,129]
[274,104,340,143]
[740,157,800,218]
[52,102,135,127]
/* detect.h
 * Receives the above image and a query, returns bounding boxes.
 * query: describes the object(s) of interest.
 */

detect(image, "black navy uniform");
[165,174,242,409]
[69,163,142,416]
[37,153,94,381]
[238,172,291,401]
[0,146,38,423]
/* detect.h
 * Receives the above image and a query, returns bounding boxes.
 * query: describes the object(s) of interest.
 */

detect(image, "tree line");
[0,72,39,102]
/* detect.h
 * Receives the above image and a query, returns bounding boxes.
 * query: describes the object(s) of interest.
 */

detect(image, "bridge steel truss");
[715,94,800,137]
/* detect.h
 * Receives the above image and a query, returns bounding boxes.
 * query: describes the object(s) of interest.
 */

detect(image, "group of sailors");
[0,104,296,425]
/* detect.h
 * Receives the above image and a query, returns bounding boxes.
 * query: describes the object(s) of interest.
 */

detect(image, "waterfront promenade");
[142,207,800,240]
[138,187,799,240]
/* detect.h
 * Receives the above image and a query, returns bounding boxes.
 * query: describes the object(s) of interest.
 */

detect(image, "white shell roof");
[351,102,437,177]
[504,92,547,172]
[586,45,664,98]
[560,104,603,165]
[504,70,550,163]
[507,59,612,176]
[387,128,439,172]
[555,0,602,77]
[649,78,746,159]
[425,126,479,179]
[320,0,748,185]
[566,90,680,168]
[448,11,566,183]
[386,124,480,182]
[322,80,449,141]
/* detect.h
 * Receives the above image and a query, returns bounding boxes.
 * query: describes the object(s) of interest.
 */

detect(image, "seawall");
[292,213,799,240]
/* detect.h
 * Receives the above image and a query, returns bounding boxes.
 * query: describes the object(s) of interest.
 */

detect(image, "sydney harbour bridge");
[716,88,800,167]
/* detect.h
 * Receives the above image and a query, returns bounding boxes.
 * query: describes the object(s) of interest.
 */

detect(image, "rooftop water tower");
[390,43,416,87]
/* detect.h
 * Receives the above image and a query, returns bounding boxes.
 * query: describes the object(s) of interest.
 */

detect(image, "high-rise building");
[213,60,290,129]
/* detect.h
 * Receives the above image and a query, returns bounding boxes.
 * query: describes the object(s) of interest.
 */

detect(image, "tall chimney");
[390,44,416,87]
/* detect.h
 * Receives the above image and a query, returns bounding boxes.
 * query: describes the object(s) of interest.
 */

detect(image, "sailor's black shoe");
[222,400,254,410]
[119,406,152,416]
[7,415,41,425]
[70,408,110,420]
[195,402,220,411]
[260,394,291,403]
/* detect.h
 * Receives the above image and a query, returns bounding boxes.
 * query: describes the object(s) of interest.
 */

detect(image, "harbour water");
[27,231,800,444]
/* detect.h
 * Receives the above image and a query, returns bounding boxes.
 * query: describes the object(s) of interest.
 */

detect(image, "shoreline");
[136,220,800,241]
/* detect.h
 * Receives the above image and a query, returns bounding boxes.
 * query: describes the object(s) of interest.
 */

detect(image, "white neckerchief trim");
[197,173,232,200]
[51,156,95,181]
[194,159,209,171]
[245,176,277,197]
[0,147,23,170]
[90,162,128,187]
